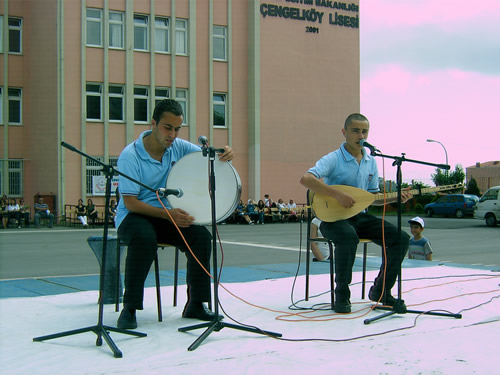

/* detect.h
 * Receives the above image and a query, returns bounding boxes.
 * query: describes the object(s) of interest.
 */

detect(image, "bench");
[64,204,112,227]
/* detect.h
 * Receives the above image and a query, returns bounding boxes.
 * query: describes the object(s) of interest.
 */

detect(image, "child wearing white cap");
[408,216,433,261]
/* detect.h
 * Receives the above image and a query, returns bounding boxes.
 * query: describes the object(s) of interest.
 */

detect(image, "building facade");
[466,161,500,194]
[1,0,360,217]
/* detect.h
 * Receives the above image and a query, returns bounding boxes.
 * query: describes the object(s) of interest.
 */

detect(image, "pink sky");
[360,0,500,185]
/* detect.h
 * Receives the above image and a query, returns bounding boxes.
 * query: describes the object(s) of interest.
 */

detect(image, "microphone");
[198,136,208,146]
[158,188,183,198]
[360,139,379,153]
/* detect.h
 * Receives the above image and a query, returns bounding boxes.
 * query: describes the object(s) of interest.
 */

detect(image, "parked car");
[424,194,479,218]
[474,186,500,227]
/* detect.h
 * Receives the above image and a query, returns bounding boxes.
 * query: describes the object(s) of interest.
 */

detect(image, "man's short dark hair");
[152,99,184,124]
[344,113,369,129]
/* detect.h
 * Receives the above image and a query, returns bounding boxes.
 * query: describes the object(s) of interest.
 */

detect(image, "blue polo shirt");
[307,143,379,192]
[115,130,200,228]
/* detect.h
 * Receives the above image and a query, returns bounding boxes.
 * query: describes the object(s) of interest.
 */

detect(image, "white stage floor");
[1,266,499,374]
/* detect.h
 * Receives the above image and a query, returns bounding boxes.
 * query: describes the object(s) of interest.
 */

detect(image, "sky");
[359,0,500,185]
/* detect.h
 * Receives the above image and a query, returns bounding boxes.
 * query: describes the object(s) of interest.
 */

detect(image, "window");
[109,85,124,122]
[134,87,149,123]
[109,157,119,195]
[213,25,227,61]
[86,156,104,195]
[438,196,450,203]
[155,17,169,53]
[0,160,24,197]
[175,19,188,55]
[213,93,226,127]
[85,156,119,195]
[8,160,23,196]
[176,89,188,124]
[86,8,102,47]
[8,88,22,124]
[134,15,149,51]
[480,188,499,202]
[8,17,22,54]
[86,83,102,121]
[109,11,124,49]
[155,88,170,106]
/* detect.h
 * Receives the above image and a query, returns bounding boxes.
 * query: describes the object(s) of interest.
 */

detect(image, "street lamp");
[427,139,449,173]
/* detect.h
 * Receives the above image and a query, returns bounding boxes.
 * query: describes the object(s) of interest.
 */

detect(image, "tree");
[465,177,481,196]
[431,164,465,186]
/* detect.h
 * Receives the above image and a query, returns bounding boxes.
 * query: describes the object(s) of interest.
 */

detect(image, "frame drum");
[166,151,242,225]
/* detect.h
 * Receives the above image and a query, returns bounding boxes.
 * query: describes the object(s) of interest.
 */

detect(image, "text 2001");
[305,26,319,33]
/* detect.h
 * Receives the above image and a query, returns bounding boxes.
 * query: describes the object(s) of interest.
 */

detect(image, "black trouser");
[320,212,409,301]
[21,212,30,227]
[118,213,212,310]
[8,211,20,225]
[34,212,54,227]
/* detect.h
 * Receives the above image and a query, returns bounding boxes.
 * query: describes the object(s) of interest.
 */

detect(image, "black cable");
[458,294,500,314]
[216,211,500,343]
[288,218,307,311]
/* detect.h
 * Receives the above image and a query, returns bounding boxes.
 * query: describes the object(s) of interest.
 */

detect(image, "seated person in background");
[75,199,88,226]
[34,196,55,228]
[408,216,433,261]
[246,199,259,224]
[109,199,117,223]
[19,198,31,228]
[7,198,21,228]
[310,217,331,262]
[255,199,266,225]
[277,198,289,221]
[277,198,287,211]
[235,200,253,225]
[287,199,298,222]
[86,198,98,225]
[1,196,8,229]
[264,194,274,210]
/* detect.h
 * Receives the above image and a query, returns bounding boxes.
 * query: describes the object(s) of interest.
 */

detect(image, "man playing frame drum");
[115,99,234,329]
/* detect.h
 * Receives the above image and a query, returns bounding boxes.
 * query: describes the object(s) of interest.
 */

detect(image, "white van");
[474,186,500,227]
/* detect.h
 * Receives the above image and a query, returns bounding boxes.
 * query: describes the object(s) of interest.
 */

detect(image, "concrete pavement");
[1,218,497,299]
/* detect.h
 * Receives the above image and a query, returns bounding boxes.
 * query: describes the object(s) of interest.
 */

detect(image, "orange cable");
[404,275,500,294]
[154,193,384,321]
[154,175,499,324]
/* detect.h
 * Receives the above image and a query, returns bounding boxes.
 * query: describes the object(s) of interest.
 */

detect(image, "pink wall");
[259,1,360,202]
[1,0,360,213]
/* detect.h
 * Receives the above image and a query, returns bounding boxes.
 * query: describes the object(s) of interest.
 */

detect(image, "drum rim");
[166,151,242,225]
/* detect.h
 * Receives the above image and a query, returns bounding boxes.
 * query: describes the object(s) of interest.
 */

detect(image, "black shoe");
[334,299,351,313]
[368,286,397,306]
[182,303,223,321]
[312,256,330,262]
[117,308,137,329]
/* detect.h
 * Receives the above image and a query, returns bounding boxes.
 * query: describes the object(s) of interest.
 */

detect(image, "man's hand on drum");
[218,146,234,162]
[167,208,195,228]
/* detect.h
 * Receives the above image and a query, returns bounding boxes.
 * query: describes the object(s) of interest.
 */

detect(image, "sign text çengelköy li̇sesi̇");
[260,2,359,29]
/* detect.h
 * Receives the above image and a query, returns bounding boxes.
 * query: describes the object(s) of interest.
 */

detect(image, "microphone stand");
[33,142,149,358]
[363,150,462,324]
[33,142,180,357]
[178,143,282,351]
